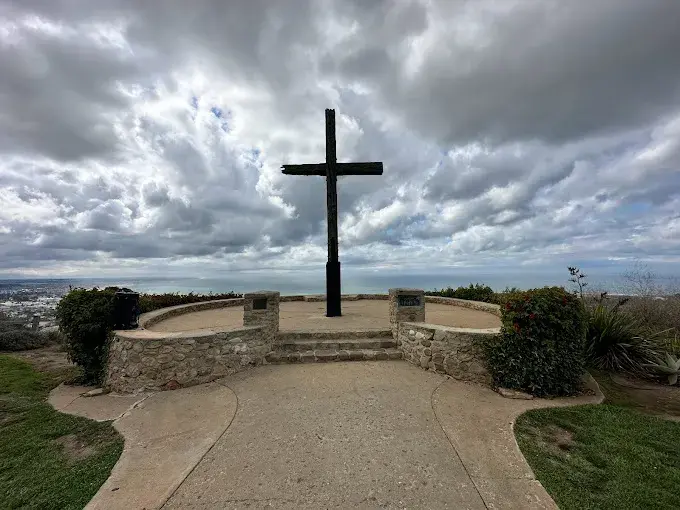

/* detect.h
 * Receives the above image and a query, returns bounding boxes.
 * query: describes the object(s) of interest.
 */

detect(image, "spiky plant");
[585,304,659,374]
[644,353,680,385]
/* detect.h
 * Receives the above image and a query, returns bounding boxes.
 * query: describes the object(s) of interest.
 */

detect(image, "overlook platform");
[146,299,501,333]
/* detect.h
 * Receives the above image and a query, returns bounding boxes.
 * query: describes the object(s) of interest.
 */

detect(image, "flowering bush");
[485,286,587,397]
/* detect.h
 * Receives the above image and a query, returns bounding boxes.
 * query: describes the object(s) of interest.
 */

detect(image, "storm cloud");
[0,0,679,280]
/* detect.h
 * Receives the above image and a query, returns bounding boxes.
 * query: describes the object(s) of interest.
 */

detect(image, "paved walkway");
[51,362,601,509]
[148,300,501,332]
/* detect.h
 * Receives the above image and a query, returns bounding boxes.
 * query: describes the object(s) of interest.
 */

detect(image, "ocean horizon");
[2,268,678,297]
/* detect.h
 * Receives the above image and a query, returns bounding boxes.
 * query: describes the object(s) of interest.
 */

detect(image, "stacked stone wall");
[139,298,244,329]
[105,326,271,393]
[399,322,500,385]
[423,296,501,316]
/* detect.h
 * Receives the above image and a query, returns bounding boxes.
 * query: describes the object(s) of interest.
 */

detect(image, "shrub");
[0,330,50,351]
[426,283,495,303]
[0,319,30,333]
[618,261,679,336]
[492,286,524,305]
[585,302,659,374]
[138,291,241,313]
[485,286,587,397]
[56,288,116,384]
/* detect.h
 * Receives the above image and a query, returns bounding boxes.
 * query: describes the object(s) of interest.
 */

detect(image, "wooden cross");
[282,109,383,317]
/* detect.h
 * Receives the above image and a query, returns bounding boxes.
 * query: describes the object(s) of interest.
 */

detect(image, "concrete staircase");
[265,329,401,363]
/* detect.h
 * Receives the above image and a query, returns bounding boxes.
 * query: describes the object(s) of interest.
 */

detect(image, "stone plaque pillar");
[389,288,425,338]
[243,291,280,336]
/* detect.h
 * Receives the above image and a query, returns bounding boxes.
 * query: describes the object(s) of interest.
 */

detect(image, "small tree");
[56,288,116,384]
[568,266,588,301]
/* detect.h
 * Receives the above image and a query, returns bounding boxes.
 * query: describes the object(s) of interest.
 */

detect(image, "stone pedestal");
[389,288,425,338]
[243,291,280,335]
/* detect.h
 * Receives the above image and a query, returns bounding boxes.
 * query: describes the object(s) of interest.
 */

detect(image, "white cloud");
[0,0,679,282]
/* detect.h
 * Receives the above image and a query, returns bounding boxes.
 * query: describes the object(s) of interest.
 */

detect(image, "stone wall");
[424,296,501,316]
[243,291,280,336]
[105,325,272,393]
[389,288,426,339]
[294,293,390,302]
[399,322,500,385]
[139,298,244,329]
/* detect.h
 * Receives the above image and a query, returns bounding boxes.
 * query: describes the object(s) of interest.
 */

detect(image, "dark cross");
[282,109,383,317]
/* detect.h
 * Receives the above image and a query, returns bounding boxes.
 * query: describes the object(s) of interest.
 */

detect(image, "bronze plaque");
[398,295,421,307]
[253,297,267,310]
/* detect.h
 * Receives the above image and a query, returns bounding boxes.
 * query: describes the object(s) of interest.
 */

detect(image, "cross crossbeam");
[281,162,383,176]
[281,109,384,317]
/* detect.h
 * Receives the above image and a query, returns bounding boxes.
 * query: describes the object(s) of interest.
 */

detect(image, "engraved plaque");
[398,295,421,307]
[253,297,267,310]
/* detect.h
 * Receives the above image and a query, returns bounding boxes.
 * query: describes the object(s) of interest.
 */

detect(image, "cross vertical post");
[281,109,383,318]
[325,109,341,316]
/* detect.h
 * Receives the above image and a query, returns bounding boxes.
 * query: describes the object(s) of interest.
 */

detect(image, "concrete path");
[50,362,602,509]
[165,363,484,509]
[432,376,602,509]
[49,382,237,510]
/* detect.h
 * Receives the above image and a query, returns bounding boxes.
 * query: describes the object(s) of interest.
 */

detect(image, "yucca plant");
[644,353,680,385]
[585,304,659,374]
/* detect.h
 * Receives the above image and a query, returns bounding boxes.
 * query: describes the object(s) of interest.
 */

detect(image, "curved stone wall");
[105,325,272,393]
[139,294,497,330]
[139,298,244,329]
[108,293,501,393]
[399,322,500,385]
[424,296,501,316]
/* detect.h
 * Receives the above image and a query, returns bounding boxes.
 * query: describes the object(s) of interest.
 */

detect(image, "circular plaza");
[147,297,501,333]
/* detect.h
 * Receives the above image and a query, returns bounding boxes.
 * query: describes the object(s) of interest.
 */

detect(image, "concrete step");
[279,338,397,352]
[266,348,402,364]
[277,329,393,342]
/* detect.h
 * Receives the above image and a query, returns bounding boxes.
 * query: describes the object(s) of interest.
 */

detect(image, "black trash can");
[113,289,140,330]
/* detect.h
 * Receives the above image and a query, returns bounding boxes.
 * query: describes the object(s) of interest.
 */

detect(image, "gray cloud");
[0,0,679,280]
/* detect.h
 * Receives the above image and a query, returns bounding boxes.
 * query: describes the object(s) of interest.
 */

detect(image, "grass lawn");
[515,404,680,510]
[0,355,123,510]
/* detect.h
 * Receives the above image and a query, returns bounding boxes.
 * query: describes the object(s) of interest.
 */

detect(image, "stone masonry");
[398,322,500,385]
[243,290,280,336]
[106,291,502,393]
[105,292,281,393]
[140,298,244,329]
[389,288,425,339]
[105,326,274,393]
[424,296,501,316]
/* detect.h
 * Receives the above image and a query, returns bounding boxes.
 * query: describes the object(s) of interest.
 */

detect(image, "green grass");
[0,355,123,510]
[515,404,680,510]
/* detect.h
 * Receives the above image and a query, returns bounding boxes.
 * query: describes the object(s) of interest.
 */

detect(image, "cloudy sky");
[1,0,679,289]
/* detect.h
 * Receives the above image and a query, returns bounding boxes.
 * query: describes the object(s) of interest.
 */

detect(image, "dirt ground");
[148,300,501,332]
[8,344,75,377]
[593,370,680,421]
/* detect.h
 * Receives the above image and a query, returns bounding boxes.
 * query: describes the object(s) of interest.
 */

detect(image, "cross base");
[326,261,342,317]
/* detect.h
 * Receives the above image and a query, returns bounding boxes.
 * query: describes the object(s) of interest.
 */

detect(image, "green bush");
[585,303,659,374]
[426,283,495,303]
[138,291,241,313]
[485,286,587,397]
[0,330,50,351]
[492,286,524,305]
[56,288,116,384]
